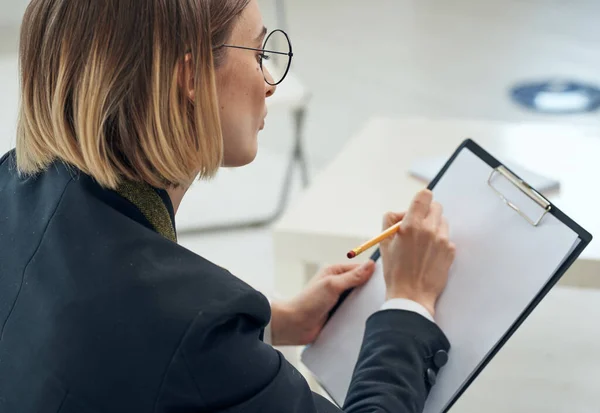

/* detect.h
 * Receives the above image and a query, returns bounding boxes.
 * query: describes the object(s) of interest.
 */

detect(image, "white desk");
[445,285,600,413]
[272,117,600,406]
[273,117,600,298]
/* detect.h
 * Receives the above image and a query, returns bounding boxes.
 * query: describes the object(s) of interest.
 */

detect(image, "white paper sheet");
[302,147,579,411]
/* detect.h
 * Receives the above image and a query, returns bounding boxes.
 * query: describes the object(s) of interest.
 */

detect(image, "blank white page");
[302,148,579,411]
[302,254,387,405]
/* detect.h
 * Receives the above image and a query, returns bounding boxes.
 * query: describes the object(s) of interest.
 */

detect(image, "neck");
[166,185,189,215]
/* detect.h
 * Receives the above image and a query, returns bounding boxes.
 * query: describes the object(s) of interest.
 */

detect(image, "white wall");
[0,0,29,27]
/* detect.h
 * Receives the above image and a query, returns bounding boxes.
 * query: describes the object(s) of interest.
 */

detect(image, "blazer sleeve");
[344,310,450,412]
[154,291,449,413]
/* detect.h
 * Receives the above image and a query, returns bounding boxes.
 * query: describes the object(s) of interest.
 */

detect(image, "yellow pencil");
[347,222,402,259]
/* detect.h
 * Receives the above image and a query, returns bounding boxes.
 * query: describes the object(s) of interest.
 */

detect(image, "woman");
[0,0,456,412]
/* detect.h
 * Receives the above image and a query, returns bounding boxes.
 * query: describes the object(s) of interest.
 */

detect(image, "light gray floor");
[1,0,599,292]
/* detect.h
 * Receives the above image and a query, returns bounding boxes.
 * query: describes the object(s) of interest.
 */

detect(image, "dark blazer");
[0,150,450,413]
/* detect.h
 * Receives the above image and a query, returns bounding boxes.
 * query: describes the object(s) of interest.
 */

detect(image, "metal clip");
[488,165,551,226]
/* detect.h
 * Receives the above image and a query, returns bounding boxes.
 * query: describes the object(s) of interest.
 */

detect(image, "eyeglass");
[218,29,293,86]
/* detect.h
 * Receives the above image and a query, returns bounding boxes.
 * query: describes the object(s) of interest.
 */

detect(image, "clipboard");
[302,139,593,412]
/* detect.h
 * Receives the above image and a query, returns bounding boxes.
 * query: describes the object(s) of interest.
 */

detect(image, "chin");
[221,130,260,167]
[222,148,258,168]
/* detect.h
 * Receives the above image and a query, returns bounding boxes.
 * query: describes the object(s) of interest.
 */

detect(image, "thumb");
[331,260,375,293]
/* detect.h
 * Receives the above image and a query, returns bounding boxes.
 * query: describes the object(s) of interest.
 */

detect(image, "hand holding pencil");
[348,189,456,318]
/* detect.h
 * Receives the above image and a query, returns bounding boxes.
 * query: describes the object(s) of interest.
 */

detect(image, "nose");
[263,67,277,98]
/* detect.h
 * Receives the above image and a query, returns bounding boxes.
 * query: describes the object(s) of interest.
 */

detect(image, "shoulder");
[141,241,273,327]
[30,222,271,408]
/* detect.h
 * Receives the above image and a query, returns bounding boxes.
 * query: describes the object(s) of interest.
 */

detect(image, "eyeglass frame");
[215,29,294,86]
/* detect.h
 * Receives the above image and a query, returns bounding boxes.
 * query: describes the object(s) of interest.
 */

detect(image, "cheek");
[219,64,264,114]
[215,58,266,139]
[235,66,266,127]
[250,65,266,108]
[214,59,266,166]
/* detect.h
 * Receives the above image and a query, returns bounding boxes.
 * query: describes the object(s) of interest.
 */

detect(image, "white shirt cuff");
[264,318,273,345]
[379,298,435,323]
[263,293,276,345]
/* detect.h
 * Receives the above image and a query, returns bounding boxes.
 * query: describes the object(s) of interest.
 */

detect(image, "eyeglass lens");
[261,30,292,86]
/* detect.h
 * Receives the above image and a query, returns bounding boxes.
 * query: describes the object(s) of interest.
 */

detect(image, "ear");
[177,53,195,101]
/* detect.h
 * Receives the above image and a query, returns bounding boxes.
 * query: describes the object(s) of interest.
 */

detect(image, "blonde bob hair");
[16,0,250,189]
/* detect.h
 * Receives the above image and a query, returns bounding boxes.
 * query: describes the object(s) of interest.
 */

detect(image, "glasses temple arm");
[220,45,292,56]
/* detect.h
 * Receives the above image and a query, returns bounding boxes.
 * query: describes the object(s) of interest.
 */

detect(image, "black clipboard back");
[430,139,592,411]
[323,138,592,411]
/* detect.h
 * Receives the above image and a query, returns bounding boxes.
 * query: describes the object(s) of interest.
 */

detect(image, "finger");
[424,201,443,230]
[329,260,375,293]
[439,217,449,240]
[326,263,362,275]
[403,189,433,226]
[382,211,406,231]
[448,241,457,258]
